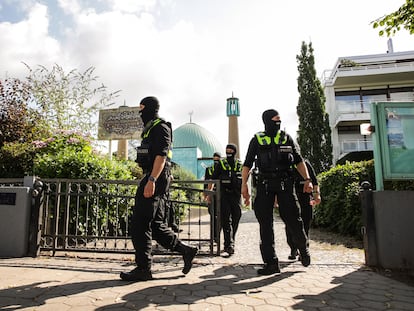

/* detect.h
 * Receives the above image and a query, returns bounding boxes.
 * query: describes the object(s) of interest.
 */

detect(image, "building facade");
[323,49,414,164]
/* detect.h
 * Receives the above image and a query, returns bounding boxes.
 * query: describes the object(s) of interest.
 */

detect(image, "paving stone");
[0,211,413,310]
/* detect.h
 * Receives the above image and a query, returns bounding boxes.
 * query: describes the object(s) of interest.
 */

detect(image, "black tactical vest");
[135,118,172,172]
[254,130,294,174]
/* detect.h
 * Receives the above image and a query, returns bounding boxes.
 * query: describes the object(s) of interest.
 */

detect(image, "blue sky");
[1,0,413,157]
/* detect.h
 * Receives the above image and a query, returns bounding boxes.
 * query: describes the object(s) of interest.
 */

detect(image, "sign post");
[98,106,143,159]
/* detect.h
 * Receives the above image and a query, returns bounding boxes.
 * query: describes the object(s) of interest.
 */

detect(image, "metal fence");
[0,177,221,257]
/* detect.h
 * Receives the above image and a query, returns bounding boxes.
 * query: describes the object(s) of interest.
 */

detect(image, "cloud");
[0,3,60,76]
[58,0,82,15]
[1,0,414,157]
[109,0,156,13]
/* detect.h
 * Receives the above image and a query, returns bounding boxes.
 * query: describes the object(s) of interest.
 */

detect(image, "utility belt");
[140,158,172,176]
[221,180,241,195]
[257,170,291,182]
[220,177,241,191]
[256,170,292,192]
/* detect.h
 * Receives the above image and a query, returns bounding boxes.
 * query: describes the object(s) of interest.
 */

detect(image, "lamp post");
[117,102,128,160]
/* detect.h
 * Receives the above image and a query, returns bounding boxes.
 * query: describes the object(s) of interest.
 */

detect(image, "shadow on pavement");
[94,264,300,310]
[292,267,414,310]
[0,279,127,310]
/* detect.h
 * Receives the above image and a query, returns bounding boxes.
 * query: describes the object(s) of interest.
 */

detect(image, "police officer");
[209,144,242,255]
[120,96,197,282]
[205,152,221,182]
[204,152,221,242]
[241,109,313,275]
[287,159,321,260]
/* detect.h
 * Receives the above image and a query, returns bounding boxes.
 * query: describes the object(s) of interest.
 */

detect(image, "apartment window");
[361,93,387,111]
[335,94,361,113]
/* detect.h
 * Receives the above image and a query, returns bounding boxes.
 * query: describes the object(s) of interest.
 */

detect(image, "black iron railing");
[36,178,220,256]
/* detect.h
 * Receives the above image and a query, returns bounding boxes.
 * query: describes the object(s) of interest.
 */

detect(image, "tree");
[372,0,414,36]
[0,64,121,178]
[296,41,332,174]
[0,78,46,147]
[24,63,120,135]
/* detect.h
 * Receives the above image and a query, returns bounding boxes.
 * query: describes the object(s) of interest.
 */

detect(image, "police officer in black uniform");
[241,109,313,275]
[209,144,242,255]
[205,152,221,182]
[204,152,221,241]
[120,96,197,282]
[287,159,321,260]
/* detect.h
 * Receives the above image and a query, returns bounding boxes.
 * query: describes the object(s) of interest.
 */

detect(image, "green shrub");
[0,141,37,177]
[384,179,414,191]
[32,130,139,180]
[313,160,375,238]
[313,159,414,240]
[29,130,142,239]
[170,165,198,222]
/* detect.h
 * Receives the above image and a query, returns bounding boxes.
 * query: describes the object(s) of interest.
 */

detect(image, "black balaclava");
[262,109,281,136]
[226,144,237,163]
[213,152,221,164]
[140,96,160,125]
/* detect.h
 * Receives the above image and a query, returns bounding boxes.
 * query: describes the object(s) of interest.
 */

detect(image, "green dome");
[173,122,224,158]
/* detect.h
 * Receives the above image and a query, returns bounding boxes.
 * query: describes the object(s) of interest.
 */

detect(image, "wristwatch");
[148,176,157,183]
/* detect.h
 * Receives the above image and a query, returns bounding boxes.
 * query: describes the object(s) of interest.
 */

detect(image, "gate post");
[360,181,378,267]
[27,178,44,257]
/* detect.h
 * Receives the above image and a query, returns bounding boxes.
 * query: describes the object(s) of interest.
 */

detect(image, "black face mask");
[226,152,235,159]
[265,120,281,135]
[139,97,160,125]
[140,107,158,125]
[214,160,220,165]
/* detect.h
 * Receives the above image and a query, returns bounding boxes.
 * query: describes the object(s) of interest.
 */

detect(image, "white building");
[323,45,414,164]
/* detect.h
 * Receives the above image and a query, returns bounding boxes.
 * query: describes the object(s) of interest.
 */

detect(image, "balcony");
[323,60,414,87]
[334,99,414,127]
[334,100,371,126]
[337,100,371,114]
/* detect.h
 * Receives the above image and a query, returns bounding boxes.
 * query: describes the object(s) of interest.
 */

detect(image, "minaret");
[226,93,240,159]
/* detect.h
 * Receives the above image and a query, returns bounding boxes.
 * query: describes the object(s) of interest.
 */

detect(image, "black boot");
[288,249,298,260]
[175,241,198,274]
[257,261,281,275]
[225,246,234,255]
[171,223,182,233]
[120,267,153,282]
[299,248,311,267]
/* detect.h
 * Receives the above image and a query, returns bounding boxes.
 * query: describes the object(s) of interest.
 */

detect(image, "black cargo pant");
[220,190,242,249]
[253,177,308,265]
[286,188,313,251]
[207,193,219,241]
[130,180,178,270]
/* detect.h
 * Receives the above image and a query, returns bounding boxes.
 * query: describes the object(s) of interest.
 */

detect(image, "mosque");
[171,94,240,179]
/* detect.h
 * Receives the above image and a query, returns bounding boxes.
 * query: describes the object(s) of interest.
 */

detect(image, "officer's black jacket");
[140,118,172,194]
[210,158,242,194]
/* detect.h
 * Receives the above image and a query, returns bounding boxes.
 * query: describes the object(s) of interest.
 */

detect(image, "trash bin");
[0,187,31,257]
